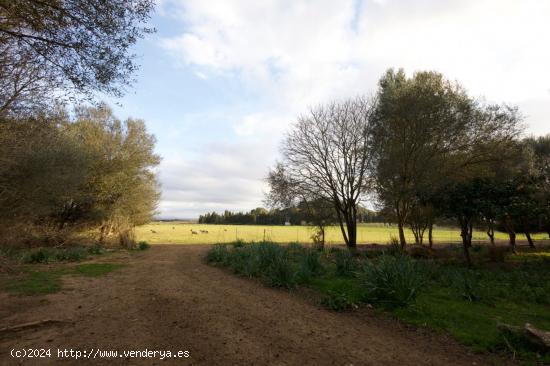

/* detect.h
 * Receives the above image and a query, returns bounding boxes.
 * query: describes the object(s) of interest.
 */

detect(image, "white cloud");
[157,141,275,218]
[155,0,550,217]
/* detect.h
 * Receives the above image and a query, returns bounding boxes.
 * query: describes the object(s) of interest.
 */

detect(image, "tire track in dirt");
[0,245,509,365]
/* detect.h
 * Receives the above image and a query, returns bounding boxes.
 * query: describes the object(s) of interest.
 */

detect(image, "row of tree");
[267,69,549,264]
[198,206,384,226]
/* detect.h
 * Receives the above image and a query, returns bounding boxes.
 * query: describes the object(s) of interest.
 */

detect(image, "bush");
[55,247,88,261]
[229,248,259,277]
[358,254,425,308]
[296,249,323,283]
[206,242,297,288]
[446,269,483,302]
[87,244,104,255]
[23,248,54,263]
[264,251,295,288]
[232,239,246,248]
[321,291,352,311]
[384,236,402,256]
[334,249,357,277]
[206,244,230,264]
[137,241,150,250]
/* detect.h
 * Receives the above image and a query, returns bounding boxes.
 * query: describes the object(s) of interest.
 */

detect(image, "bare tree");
[267,97,375,250]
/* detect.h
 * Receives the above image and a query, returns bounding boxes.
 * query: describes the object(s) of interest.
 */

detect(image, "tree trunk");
[411,226,420,245]
[508,231,517,253]
[525,231,535,248]
[428,223,434,248]
[346,218,357,251]
[487,226,495,246]
[462,239,472,266]
[398,221,406,249]
[460,219,473,265]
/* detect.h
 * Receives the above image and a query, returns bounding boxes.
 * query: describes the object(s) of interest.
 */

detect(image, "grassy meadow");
[135,222,548,245]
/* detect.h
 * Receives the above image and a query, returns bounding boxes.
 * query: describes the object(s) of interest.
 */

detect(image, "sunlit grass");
[136,222,548,245]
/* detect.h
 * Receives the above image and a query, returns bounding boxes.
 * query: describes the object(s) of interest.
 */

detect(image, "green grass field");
[135,222,548,245]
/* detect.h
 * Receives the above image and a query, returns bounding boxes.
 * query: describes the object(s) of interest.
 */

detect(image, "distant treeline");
[198,206,384,225]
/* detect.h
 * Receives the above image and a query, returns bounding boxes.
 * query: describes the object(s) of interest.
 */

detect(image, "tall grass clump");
[22,247,89,263]
[296,248,323,283]
[333,249,357,277]
[358,254,425,308]
[206,244,230,264]
[206,242,297,288]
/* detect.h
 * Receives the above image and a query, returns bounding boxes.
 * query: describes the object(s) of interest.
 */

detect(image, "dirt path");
[0,245,506,365]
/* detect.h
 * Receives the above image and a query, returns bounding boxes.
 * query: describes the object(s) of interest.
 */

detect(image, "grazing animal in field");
[190,230,199,235]
[200,230,209,234]
[150,230,157,233]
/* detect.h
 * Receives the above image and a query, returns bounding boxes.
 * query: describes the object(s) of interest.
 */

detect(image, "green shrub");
[264,251,295,288]
[55,247,88,261]
[206,244,230,263]
[384,236,402,256]
[87,244,104,255]
[334,249,357,277]
[232,239,246,248]
[137,241,150,250]
[296,249,323,283]
[22,246,96,263]
[286,242,304,255]
[229,248,258,277]
[446,269,483,302]
[321,291,352,311]
[22,248,54,263]
[358,254,425,308]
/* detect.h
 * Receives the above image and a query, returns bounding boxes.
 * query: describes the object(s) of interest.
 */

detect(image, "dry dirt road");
[0,245,507,366]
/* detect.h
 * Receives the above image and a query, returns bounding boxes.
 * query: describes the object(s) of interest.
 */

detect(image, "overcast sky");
[109,0,550,219]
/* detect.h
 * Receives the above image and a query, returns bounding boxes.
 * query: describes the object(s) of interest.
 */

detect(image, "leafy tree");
[0,112,86,242]
[0,0,155,116]
[64,105,160,244]
[524,135,550,237]
[372,69,523,249]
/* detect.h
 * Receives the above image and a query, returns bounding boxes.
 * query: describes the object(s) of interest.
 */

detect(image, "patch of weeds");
[446,269,483,302]
[22,248,55,263]
[231,239,246,248]
[383,241,402,257]
[321,291,353,311]
[22,246,95,264]
[358,254,425,308]
[264,249,295,288]
[206,244,230,263]
[286,242,305,255]
[296,249,323,283]
[333,249,357,277]
[54,247,88,262]
[137,241,150,250]
[87,244,105,255]
[74,263,126,277]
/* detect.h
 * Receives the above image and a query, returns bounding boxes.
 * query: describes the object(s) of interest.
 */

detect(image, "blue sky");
[108,0,550,219]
